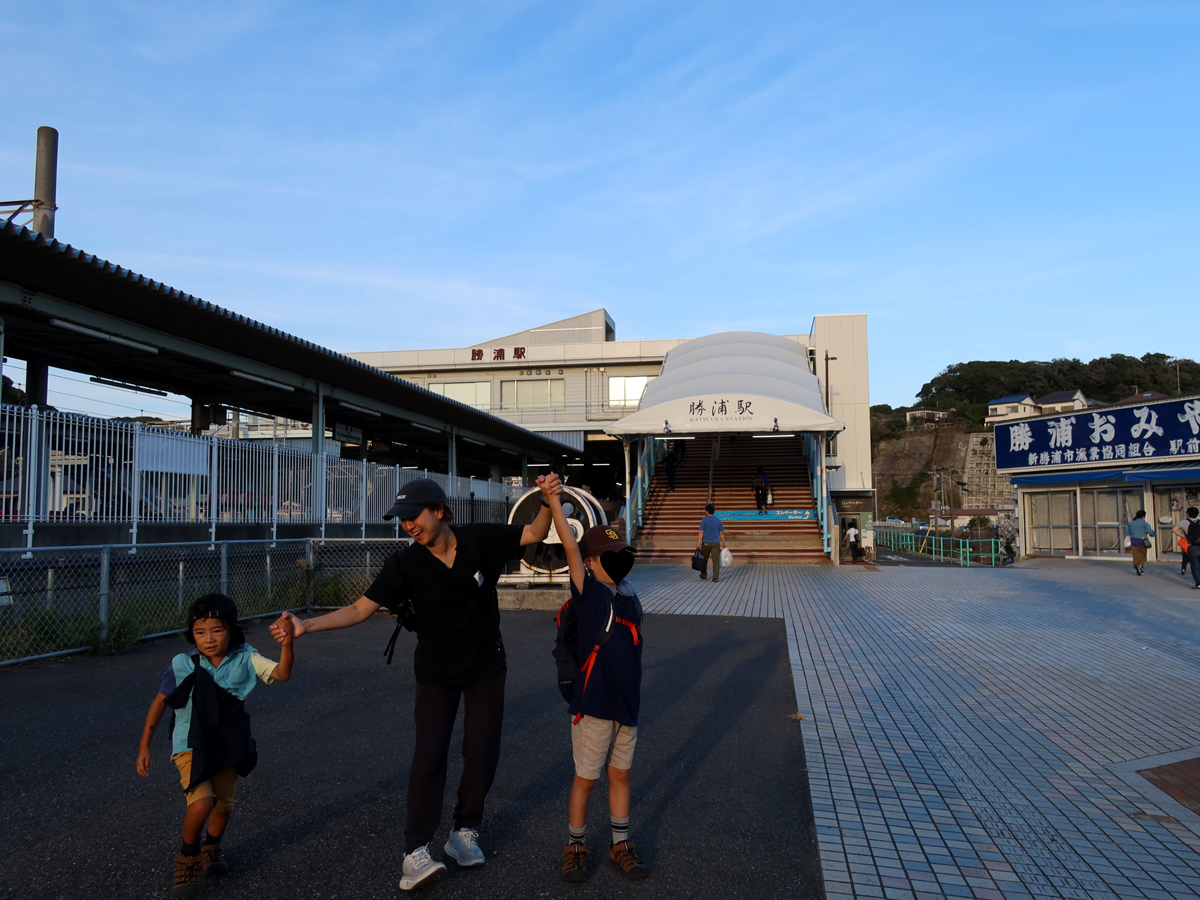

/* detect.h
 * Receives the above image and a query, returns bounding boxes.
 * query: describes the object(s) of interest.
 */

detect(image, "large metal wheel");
[508,486,607,575]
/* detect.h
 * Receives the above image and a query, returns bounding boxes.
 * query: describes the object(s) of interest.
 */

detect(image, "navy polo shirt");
[567,570,643,727]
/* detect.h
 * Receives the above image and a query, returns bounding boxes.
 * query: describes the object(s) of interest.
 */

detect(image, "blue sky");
[1,1,1196,417]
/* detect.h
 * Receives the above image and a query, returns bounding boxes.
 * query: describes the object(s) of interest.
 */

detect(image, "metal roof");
[0,221,573,459]
[606,331,843,436]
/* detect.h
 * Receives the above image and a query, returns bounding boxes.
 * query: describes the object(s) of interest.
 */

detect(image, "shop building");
[994,393,1200,560]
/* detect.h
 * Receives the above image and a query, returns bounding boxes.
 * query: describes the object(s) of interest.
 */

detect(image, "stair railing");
[707,436,721,504]
[629,436,657,539]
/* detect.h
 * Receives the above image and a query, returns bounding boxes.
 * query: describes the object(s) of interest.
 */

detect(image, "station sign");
[994,395,1200,471]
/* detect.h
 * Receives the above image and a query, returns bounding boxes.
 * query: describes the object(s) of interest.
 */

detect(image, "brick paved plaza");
[636,559,1200,900]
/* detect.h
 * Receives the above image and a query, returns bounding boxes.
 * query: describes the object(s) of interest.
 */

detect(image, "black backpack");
[552,595,614,703]
[752,474,764,489]
[1187,519,1200,546]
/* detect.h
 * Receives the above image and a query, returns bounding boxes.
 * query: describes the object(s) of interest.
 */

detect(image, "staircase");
[634,435,828,563]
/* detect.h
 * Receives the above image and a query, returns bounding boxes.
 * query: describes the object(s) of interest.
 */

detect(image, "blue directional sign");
[994,395,1200,471]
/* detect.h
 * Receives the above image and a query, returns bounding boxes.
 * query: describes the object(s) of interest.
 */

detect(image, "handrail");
[874,527,1004,567]
[707,436,721,504]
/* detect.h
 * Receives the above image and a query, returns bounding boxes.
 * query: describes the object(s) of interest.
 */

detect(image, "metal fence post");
[24,405,39,550]
[271,444,279,545]
[305,539,314,612]
[129,423,141,551]
[99,546,111,641]
[220,541,229,596]
[209,432,219,547]
[361,458,367,541]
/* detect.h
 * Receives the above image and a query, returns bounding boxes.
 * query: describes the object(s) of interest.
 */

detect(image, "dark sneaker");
[561,844,588,883]
[200,843,228,877]
[172,854,202,898]
[609,840,650,880]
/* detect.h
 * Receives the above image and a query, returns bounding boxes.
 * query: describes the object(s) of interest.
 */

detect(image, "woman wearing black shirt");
[272,473,561,891]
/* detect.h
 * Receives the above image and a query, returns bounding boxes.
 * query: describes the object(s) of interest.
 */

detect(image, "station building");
[349,310,873,558]
[994,393,1200,561]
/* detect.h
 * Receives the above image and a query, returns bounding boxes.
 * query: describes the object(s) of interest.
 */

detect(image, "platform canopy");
[605,331,844,437]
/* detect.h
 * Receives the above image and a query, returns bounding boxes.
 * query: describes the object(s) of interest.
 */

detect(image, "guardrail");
[0,537,423,666]
[874,527,1005,567]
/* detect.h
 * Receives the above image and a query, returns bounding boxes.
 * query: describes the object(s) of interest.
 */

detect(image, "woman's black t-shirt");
[364,523,523,685]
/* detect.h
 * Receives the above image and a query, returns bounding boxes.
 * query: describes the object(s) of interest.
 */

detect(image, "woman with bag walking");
[1126,510,1155,576]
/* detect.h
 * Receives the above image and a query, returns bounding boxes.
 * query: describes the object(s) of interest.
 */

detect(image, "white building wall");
[809,314,872,493]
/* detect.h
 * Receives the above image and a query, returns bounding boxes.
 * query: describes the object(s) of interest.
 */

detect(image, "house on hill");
[904,406,955,428]
[985,394,1039,425]
[1111,390,1170,406]
[1033,390,1089,414]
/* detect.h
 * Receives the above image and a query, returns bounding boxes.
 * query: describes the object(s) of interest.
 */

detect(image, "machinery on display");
[502,486,608,582]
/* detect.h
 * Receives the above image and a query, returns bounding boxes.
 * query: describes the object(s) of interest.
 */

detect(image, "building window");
[501,379,565,409]
[428,382,491,409]
[608,375,653,407]
[1008,406,1017,413]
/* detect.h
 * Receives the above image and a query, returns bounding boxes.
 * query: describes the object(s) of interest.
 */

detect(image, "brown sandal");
[172,853,202,898]
[609,840,650,880]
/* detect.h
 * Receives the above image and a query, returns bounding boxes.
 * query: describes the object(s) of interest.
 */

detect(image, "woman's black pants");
[405,668,506,853]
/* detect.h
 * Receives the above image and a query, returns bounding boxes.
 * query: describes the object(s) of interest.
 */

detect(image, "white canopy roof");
[605,331,844,436]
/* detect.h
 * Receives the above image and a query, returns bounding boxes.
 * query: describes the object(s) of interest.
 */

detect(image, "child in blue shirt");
[136,594,294,898]
[547,492,650,884]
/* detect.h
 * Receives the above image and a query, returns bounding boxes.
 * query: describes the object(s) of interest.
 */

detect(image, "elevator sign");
[994,396,1200,471]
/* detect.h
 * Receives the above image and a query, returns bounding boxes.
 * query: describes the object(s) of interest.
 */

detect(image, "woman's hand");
[136,746,151,777]
[538,471,563,497]
[270,611,305,642]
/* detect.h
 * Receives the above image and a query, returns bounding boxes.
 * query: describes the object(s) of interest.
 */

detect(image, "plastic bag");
[719,547,733,567]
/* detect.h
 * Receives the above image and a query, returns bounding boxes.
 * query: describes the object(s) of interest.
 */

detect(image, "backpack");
[752,474,764,489]
[1187,519,1200,547]
[552,595,613,704]
[551,588,641,721]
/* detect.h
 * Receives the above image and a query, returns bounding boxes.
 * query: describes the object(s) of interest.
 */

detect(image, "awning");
[1011,465,1200,485]
[605,331,843,436]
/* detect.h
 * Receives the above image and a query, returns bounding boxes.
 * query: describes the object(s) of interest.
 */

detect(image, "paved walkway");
[636,559,1200,900]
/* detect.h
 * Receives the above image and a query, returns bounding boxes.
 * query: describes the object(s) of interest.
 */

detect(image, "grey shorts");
[571,715,637,780]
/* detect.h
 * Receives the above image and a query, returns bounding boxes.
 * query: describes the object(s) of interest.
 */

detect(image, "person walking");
[270,475,560,891]
[695,503,727,582]
[1125,510,1155,576]
[1172,508,1196,577]
[1173,506,1200,589]
[751,467,769,515]
[664,446,677,493]
[842,519,861,563]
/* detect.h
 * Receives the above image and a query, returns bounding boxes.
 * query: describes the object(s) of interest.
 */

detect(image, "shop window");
[1027,491,1077,554]
[428,381,491,409]
[608,375,654,407]
[1079,488,1142,555]
[501,379,565,410]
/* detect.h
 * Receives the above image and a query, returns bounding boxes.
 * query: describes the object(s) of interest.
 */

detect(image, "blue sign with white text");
[994,396,1200,471]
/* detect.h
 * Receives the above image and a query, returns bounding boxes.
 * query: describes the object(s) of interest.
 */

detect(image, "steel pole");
[32,126,58,238]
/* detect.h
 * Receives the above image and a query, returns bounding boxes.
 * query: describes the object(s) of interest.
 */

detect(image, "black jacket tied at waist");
[164,655,258,790]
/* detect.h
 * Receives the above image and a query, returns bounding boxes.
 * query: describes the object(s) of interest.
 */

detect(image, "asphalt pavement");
[0,610,822,899]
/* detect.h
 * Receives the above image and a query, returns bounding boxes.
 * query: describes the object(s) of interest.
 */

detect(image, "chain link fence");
[0,538,414,665]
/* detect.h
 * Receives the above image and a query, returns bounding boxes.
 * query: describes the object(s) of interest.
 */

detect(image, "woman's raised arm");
[271,596,381,639]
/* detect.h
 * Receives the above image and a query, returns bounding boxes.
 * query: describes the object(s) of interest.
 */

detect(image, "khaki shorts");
[571,715,637,780]
[172,751,237,812]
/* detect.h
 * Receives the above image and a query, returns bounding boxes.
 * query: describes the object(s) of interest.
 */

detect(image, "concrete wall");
[810,314,872,493]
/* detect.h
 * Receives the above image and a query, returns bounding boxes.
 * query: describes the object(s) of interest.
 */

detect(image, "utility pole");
[32,126,58,239]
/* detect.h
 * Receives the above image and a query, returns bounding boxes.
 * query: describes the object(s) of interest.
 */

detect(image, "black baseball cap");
[384,478,448,521]
[185,593,245,647]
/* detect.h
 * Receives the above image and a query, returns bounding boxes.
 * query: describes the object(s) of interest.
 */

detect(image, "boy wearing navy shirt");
[547,492,650,883]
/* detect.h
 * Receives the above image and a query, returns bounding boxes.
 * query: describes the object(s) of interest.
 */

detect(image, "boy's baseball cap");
[580,525,632,557]
[185,593,245,647]
[384,478,448,520]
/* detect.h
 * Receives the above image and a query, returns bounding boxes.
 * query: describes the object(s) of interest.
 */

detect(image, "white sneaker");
[444,827,485,867]
[399,844,447,891]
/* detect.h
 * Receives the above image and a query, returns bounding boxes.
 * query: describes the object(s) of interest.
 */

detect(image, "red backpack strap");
[614,617,640,645]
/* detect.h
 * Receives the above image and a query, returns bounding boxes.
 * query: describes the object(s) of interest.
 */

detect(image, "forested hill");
[911,353,1200,425]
